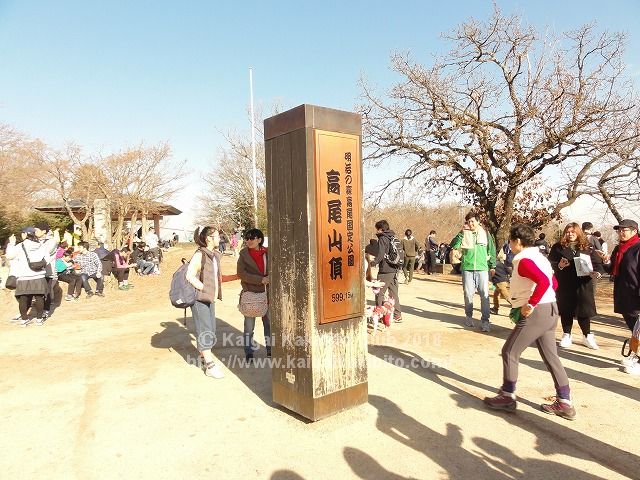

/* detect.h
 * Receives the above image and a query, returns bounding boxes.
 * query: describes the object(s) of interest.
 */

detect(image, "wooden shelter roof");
[35,201,182,220]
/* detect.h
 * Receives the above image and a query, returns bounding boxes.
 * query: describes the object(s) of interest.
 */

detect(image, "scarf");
[461,226,488,249]
[612,235,640,276]
[249,246,268,275]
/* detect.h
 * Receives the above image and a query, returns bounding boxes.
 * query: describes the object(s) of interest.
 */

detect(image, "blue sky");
[1,0,639,228]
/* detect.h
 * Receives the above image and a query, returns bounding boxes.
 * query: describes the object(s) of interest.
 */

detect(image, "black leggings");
[623,313,639,332]
[18,295,44,320]
[560,314,591,335]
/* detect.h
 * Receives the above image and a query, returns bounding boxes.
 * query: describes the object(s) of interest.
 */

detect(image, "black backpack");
[384,236,403,267]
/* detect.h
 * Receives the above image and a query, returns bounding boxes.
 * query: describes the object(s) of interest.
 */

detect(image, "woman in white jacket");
[5,227,49,327]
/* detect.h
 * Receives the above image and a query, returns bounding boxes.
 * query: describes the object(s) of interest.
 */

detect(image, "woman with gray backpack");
[185,226,225,379]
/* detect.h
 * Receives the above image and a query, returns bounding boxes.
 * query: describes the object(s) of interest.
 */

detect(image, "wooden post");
[264,105,367,421]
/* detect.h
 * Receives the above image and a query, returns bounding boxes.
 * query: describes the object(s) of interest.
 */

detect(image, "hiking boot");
[490,307,499,315]
[581,333,599,350]
[559,333,572,348]
[481,321,492,332]
[483,391,517,412]
[464,317,475,327]
[541,399,576,420]
[204,361,224,379]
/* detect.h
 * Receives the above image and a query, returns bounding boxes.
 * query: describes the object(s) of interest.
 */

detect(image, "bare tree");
[359,7,640,243]
[97,143,186,247]
[198,133,267,231]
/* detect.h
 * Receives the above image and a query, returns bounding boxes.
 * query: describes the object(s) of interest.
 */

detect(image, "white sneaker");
[559,333,572,348]
[204,362,224,379]
[581,333,599,350]
[35,317,44,326]
[625,362,640,376]
[10,314,22,322]
[19,318,32,327]
[622,353,639,368]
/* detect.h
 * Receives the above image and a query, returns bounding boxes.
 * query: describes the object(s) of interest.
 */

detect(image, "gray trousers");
[501,302,571,400]
[376,272,402,318]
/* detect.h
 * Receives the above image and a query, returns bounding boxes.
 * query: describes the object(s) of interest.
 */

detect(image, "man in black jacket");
[600,219,640,375]
[370,220,402,323]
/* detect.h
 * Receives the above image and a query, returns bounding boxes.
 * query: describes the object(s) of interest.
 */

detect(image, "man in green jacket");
[401,229,420,284]
[450,211,497,332]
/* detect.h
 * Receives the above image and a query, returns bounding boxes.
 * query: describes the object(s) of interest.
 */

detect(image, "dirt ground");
[1,245,638,480]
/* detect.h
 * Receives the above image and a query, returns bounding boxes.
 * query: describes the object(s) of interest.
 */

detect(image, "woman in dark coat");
[548,223,603,350]
[237,228,270,363]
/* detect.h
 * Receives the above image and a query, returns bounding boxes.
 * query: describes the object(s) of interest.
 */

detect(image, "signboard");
[314,129,363,324]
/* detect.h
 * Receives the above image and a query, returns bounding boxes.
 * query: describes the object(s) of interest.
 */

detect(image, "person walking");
[237,228,271,363]
[401,229,419,284]
[548,223,603,350]
[450,211,496,331]
[484,224,576,420]
[185,226,225,379]
[370,220,402,323]
[490,257,512,315]
[597,219,640,374]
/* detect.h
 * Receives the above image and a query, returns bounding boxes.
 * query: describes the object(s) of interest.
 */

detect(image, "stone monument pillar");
[264,104,367,421]
[93,199,112,247]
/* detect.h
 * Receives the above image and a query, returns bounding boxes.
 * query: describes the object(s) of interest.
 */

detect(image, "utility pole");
[249,67,258,227]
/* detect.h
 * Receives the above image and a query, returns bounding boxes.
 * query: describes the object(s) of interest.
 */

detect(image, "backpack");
[384,236,403,267]
[169,250,206,323]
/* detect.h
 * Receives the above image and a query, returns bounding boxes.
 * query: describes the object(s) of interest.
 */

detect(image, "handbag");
[5,275,17,290]
[238,290,268,317]
[22,244,47,272]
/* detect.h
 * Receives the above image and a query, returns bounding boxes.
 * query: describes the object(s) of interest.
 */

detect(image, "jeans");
[243,313,271,356]
[80,273,104,294]
[191,300,216,352]
[462,270,490,322]
[137,260,155,275]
